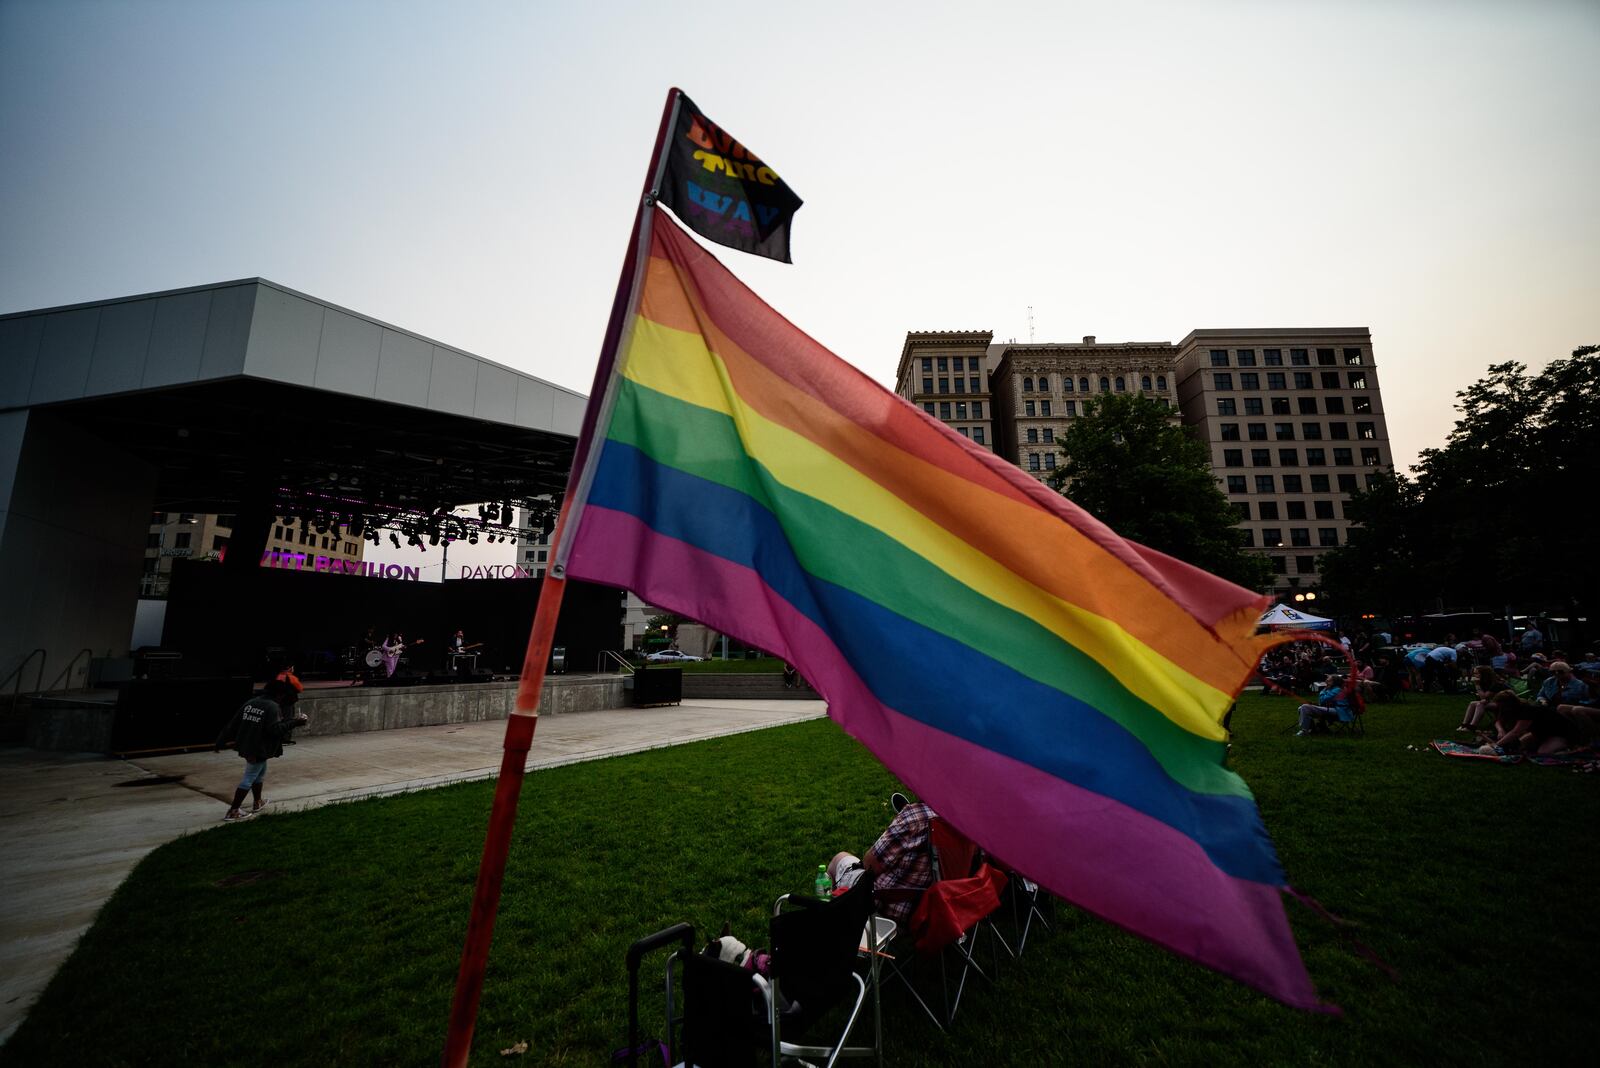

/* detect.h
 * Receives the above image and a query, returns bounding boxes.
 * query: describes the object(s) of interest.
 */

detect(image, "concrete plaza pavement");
[0,697,826,1044]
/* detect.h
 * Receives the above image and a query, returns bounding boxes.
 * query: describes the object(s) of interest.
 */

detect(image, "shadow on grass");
[3,694,1595,1066]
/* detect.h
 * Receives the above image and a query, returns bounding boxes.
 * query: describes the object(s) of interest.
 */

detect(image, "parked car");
[646,650,704,662]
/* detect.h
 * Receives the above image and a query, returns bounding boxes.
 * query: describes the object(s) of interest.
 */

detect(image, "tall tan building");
[990,337,1178,479]
[894,331,997,451]
[894,326,1394,599]
[142,511,234,597]
[1174,329,1391,598]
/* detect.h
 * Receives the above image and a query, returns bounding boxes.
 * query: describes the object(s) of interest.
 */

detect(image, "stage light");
[1294,593,1306,602]
[1305,592,1317,601]
[390,532,400,547]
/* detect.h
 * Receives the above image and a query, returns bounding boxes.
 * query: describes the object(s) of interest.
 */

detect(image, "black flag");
[656,92,803,263]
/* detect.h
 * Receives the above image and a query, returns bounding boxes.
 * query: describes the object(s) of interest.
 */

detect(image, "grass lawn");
[4,693,1596,1066]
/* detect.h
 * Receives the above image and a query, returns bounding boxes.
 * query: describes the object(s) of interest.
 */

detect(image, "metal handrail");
[45,648,94,694]
[3,648,47,707]
[595,650,637,675]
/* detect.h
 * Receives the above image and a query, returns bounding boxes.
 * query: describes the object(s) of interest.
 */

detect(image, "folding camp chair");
[1329,690,1367,737]
[880,817,1008,1029]
[764,875,884,1067]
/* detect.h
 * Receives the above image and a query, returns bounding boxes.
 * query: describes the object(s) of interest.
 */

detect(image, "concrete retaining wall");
[679,673,818,701]
[296,675,627,738]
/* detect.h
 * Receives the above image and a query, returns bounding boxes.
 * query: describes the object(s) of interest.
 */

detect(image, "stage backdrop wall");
[162,559,623,680]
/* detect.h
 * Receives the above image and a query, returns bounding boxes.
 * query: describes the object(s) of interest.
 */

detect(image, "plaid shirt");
[870,802,936,923]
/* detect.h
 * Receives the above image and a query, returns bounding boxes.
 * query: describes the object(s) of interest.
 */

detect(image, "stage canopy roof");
[1,279,585,514]
[1257,603,1336,630]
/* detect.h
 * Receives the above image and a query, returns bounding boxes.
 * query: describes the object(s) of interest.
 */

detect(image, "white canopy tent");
[1257,603,1336,630]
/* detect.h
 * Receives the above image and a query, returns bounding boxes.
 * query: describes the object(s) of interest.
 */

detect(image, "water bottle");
[813,863,832,898]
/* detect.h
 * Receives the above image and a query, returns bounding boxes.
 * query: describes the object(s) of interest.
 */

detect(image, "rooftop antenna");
[1027,306,1035,343]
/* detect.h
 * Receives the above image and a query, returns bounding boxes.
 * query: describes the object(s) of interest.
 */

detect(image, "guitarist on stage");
[449,629,483,676]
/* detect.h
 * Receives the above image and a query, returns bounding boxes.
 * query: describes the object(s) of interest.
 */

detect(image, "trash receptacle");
[550,646,567,674]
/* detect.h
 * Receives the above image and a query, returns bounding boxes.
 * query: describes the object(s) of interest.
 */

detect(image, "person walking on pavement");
[214,679,306,822]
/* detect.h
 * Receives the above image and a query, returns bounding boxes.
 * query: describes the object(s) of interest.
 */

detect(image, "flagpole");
[440,87,683,1068]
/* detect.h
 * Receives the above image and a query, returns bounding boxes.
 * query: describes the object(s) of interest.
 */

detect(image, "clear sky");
[3,0,1596,485]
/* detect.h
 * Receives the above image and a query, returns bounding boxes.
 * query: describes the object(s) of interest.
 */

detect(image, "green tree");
[1046,392,1272,590]
[1319,345,1599,617]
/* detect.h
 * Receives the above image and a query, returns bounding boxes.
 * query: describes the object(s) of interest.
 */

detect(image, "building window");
[1023,377,1034,392]
[146,532,163,548]
[1325,396,1346,414]
[1044,452,1056,469]
[956,402,968,419]
[1099,376,1111,392]
[923,402,935,416]
[1286,500,1306,520]
[1306,448,1327,466]
[1282,474,1304,493]
[1251,448,1272,467]
[955,377,967,393]
[1298,396,1318,415]
[1039,375,1050,391]
[1024,400,1036,416]
[1259,501,1280,520]
[1365,472,1381,489]
[1223,448,1243,467]
[1063,400,1076,416]
[1079,377,1089,392]
[1288,348,1308,366]
[179,513,196,524]
[972,401,983,418]
[1348,372,1368,389]
[939,402,951,419]
[921,377,933,393]
[1237,349,1257,366]
[921,357,932,372]
[1027,427,1039,443]
[1240,373,1259,390]
[1248,423,1268,441]
[1338,473,1358,493]
[1255,474,1276,493]
[1302,423,1322,440]
[1314,500,1335,519]
[1352,396,1372,414]
[1210,350,1230,367]
[1297,555,1318,575]
[1217,398,1237,415]
[1263,349,1283,366]
[1262,528,1284,547]
[936,357,947,372]
[1343,348,1364,364]
[1310,474,1330,493]
[1141,375,1152,391]
[1064,377,1075,392]
[1234,502,1251,520]
[1265,372,1286,392]
[1318,528,1340,547]
[1114,377,1126,392]
[1042,427,1054,443]
[958,427,970,437]
[1316,348,1336,365]
[1240,529,1255,547]
[212,535,228,551]
[1226,475,1247,494]
[1156,375,1167,390]
[1244,398,1264,415]
[1220,423,1240,440]
[1334,448,1354,466]
[1271,397,1291,415]
[968,376,980,392]
[972,427,985,444]
[968,357,980,370]
[174,532,192,548]
[1271,556,1288,574]
[300,529,313,545]
[1278,448,1299,466]
[1358,422,1376,439]
[938,377,949,393]
[1040,400,1052,416]
[1027,454,1041,471]
[1275,422,1295,440]
[1290,528,1311,547]
[1362,447,1381,466]
[1320,371,1341,389]
[1293,372,1313,389]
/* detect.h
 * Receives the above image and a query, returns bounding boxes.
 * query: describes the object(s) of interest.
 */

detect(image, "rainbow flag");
[556,207,1325,1010]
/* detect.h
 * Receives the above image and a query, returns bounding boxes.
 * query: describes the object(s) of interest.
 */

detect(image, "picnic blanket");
[1430,740,1598,768]
[1430,739,1522,764]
